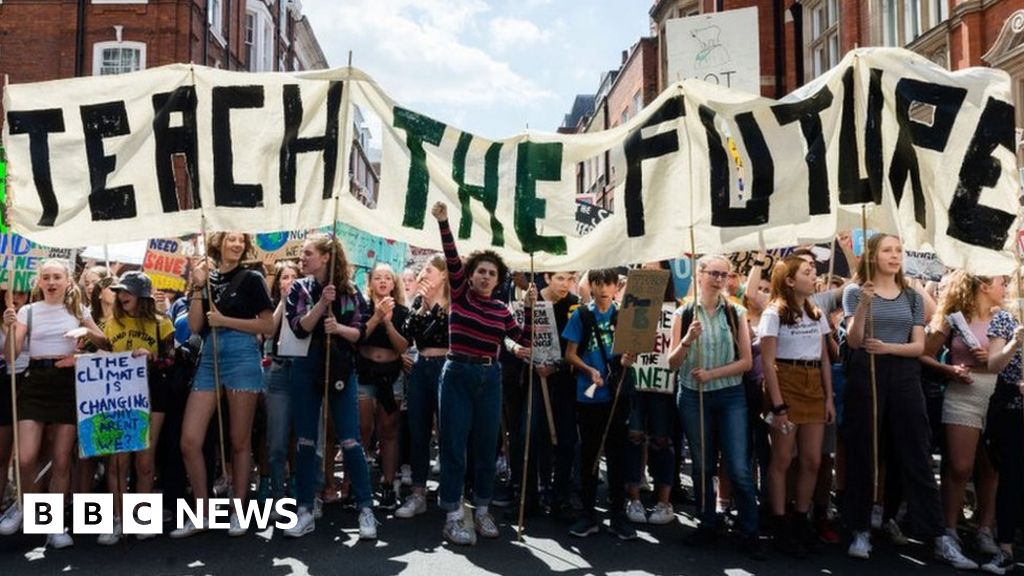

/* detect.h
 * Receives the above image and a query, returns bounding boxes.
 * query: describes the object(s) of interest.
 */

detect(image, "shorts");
[18,364,76,425]
[192,329,264,393]
[774,361,826,425]
[358,378,404,402]
[942,372,998,430]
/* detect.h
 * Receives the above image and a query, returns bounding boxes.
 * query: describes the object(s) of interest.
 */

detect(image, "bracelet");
[770,403,789,415]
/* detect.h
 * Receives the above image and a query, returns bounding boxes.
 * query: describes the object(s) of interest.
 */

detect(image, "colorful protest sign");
[0,146,6,233]
[575,201,611,236]
[143,238,192,292]
[254,230,307,265]
[4,49,1020,275]
[669,258,693,300]
[0,234,76,292]
[631,303,677,394]
[728,248,795,276]
[613,269,671,354]
[511,301,561,365]
[76,353,150,458]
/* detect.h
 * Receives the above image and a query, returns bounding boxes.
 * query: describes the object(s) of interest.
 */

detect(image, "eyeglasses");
[702,270,729,280]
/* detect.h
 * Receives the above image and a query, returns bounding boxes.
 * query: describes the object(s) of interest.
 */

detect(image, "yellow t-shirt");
[103,315,174,356]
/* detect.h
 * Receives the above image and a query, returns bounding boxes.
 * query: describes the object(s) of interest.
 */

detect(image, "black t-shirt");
[544,292,580,357]
[359,298,410,349]
[205,267,274,321]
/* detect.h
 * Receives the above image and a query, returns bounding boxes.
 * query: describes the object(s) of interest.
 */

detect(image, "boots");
[772,513,808,558]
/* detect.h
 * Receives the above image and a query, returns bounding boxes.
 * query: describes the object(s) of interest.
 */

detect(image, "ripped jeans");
[291,349,372,511]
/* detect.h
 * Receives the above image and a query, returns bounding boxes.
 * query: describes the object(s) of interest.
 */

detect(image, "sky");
[301,0,652,140]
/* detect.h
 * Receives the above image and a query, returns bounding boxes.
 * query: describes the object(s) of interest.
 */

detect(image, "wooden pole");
[539,376,557,446]
[689,227,706,515]
[199,214,229,481]
[861,206,879,503]
[516,255,538,540]
[5,242,22,508]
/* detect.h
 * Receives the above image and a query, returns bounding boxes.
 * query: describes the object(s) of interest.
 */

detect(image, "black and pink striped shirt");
[440,219,530,359]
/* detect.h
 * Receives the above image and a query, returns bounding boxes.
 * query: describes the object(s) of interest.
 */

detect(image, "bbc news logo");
[22,494,299,534]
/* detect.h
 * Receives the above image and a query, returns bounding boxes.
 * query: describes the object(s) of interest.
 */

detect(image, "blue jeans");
[438,359,501,512]
[193,329,264,392]
[407,356,444,488]
[626,392,677,488]
[678,384,759,536]
[290,346,372,510]
[264,357,292,499]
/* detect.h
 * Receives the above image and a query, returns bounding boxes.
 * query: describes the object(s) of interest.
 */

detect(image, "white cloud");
[488,17,550,53]
[302,0,556,111]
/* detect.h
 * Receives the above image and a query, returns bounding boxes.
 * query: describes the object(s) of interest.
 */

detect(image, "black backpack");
[575,304,626,391]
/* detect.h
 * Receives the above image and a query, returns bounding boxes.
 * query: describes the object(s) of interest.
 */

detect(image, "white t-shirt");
[0,329,30,373]
[17,302,85,358]
[758,304,831,361]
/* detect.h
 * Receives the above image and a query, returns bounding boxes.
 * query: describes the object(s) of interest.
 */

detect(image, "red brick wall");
[607,38,658,127]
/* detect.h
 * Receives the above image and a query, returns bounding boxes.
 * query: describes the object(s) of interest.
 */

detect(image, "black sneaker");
[379,486,399,511]
[683,526,718,547]
[569,516,600,538]
[608,514,638,541]
[741,534,769,561]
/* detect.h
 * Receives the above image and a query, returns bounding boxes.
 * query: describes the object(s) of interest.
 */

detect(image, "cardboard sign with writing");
[904,250,946,282]
[613,269,671,354]
[511,300,561,365]
[143,238,192,292]
[630,303,678,394]
[76,353,150,458]
[0,234,77,292]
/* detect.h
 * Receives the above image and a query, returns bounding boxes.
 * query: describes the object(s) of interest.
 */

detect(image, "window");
[633,90,643,117]
[92,41,146,75]
[208,0,223,39]
[279,0,290,42]
[246,0,275,72]
[806,0,840,79]
[904,0,922,42]
[880,0,946,46]
[929,0,948,28]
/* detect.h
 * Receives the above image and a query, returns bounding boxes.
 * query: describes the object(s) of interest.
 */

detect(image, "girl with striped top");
[841,234,974,568]
[431,201,533,546]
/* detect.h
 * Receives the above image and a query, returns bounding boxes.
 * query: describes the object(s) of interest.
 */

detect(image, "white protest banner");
[76,353,150,458]
[512,301,561,365]
[665,7,761,93]
[614,269,671,354]
[4,49,1021,275]
[0,234,76,292]
[631,303,677,394]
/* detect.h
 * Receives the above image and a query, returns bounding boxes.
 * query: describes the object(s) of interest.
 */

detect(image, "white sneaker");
[982,550,1016,575]
[47,531,74,549]
[400,464,413,487]
[883,518,909,545]
[358,508,378,540]
[848,531,872,559]
[228,514,246,537]
[936,534,979,570]
[430,459,440,475]
[169,517,207,539]
[395,493,427,519]
[625,500,647,524]
[0,505,23,535]
[443,515,476,546]
[474,511,499,539]
[647,502,675,525]
[284,508,315,538]
[977,528,1000,556]
[97,518,122,546]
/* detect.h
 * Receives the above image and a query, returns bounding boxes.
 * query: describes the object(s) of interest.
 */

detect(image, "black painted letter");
[80,101,137,220]
[280,81,343,203]
[153,86,200,212]
[623,96,684,237]
[5,109,66,226]
[212,86,265,207]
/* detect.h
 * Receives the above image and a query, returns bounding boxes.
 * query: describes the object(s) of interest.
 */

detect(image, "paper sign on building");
[614,269,671,354]
[665,7,761,93]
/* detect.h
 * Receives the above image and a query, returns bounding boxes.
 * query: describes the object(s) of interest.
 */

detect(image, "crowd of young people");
[0,219,1021,573]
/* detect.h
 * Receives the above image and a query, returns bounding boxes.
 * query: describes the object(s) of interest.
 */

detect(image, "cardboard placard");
[630,303,678,394]
[142,238,193,292]
[511,300,561,365]
[76,352,150,458]
[613,269,671,354]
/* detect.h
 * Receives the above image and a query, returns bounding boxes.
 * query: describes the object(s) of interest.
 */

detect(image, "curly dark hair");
[464,250,509,289]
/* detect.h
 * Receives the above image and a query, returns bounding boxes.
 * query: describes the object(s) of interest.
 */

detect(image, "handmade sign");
[0,234,77,292]
[903,249,946,281]
[3,49,1020,274]
[631,303,678,394]
[142,238,192,292]
[613,269,671,354]
[76,352,150,458]
[511,300,561,365]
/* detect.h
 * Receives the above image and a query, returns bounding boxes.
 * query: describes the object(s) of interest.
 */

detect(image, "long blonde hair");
[33,259,85,321]
[933,270,993,329]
